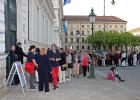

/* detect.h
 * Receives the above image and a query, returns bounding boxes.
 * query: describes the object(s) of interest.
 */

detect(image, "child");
[106,67,125,82]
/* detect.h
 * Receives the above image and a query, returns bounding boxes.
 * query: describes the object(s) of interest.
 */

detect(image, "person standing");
[66,48,73,81]
[25,45,37,89]
[93,53,97,67]
[81,52,89,77]
[48,44,61,90]
[59,48,67,84]
[73,50,80,78]
[102,52,106,67]
[128,52,133,67]
[133,51,137,66]
[121,51,126,67]
[114,51,120,67]
[36,48,51,92]
[15,42,27,64]
[9,45,19,85]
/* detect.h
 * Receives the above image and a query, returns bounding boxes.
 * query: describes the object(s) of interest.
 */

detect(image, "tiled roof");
[129,27,140,33]
[63,15,127,22]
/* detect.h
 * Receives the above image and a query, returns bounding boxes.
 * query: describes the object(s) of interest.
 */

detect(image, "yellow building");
[62,15,127,51]
[129,27,140,36]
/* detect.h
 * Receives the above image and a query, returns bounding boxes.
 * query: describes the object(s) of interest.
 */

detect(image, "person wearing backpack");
[81,52,89,77]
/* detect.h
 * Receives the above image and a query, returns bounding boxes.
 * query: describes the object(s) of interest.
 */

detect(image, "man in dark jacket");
[15,42,27,64]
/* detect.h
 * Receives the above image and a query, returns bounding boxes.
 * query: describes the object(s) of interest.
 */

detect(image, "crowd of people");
[9,42,139,92]
[9,43,93,92]
[93,50,140,67]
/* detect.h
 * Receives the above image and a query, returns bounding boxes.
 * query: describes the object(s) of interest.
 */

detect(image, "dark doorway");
[5,0,17,78]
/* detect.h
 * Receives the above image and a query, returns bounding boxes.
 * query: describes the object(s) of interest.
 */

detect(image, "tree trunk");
[125,45,127,54]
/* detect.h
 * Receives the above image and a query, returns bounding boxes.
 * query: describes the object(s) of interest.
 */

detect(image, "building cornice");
[64,15,127,23]
[44,0,56,20]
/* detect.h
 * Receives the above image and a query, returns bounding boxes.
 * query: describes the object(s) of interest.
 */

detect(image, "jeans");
[29,73,35,89]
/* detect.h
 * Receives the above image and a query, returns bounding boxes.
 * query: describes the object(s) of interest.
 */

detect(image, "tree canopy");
[87,30,140,47]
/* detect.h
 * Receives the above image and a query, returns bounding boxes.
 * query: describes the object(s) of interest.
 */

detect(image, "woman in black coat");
[36,48,51,92]
[9,45,19,85]
[15,42,27,64]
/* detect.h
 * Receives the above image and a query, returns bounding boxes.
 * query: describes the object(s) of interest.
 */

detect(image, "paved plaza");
[1,66,140,100]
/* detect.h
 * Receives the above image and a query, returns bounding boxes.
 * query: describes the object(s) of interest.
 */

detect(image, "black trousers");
[38,72,49,92]
[82,66,87,77]
[115,74,122,81]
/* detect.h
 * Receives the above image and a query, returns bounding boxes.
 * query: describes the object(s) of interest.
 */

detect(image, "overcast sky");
[63,0,140,31]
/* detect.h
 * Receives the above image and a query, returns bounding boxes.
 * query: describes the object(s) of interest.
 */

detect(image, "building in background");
[129,27,140,36]
[0,0,63,96]
[61,15,127,51]
[52,0,63,47]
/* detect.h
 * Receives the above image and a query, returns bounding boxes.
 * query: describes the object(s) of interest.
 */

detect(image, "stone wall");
[0,54,7,99]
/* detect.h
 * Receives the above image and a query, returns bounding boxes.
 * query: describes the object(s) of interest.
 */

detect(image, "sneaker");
[53,87,57,90]
[120,80,125,82]
[66,78,71,81]
[45,90,50,92]
[59,82,63,84]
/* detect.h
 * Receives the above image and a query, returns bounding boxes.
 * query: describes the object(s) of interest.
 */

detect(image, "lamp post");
[103,0,115,46]
[88,8,96,79]
[89,8,96,36]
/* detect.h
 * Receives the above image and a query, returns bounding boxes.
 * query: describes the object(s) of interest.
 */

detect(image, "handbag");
[68,63,73,68]
[25,62,35,74]
[61,64,68,71]
[35,70,39,82]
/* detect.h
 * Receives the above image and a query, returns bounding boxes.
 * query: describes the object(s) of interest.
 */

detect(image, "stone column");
[0,54,7,98]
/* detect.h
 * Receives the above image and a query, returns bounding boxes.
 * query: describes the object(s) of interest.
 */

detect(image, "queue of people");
[92,50,140,67]
[9,43,93,92]
[10,42,133,92]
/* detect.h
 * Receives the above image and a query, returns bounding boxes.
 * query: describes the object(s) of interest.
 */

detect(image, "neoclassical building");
[52,0,63,47]
[62,15,127,51]
[0,0,63,97]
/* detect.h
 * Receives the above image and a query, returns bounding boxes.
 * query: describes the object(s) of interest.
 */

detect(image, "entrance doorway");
[5,0,17,78]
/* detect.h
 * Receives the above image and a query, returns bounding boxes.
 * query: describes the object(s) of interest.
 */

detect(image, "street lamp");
[88,8,96,79]
[103,0,115,47]
[89,8,96,36]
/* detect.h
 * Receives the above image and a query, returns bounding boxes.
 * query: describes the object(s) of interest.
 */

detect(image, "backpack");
[82,56,89,66]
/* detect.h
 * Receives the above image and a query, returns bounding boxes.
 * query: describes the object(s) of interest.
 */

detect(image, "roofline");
[63,15,127,22]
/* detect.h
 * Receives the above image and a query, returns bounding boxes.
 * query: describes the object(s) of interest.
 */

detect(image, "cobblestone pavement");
[1,66,140,100]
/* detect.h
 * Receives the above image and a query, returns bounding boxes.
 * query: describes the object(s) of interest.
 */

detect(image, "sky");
[63,0,140,31]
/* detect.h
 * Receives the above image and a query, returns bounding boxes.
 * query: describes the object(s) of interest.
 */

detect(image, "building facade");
[62,16,127,51]
[0,0,63,97]
[52,0,63,47]
[28,0,55,49]
[129,27,140,36]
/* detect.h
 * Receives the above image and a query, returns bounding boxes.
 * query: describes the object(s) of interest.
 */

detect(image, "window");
[115,25,118,28]
[76,38,79,43]
[76,45,79,50]
[87,30,90,34]
[82,25,84,28]
[121,25,123,28]
[87,25,90,28]
[109,25,112,28]
[71,38,73,43]
[65,45,68,50]
[87,46,90,50]
[82,45,84,49]
[65,38,68,43]
[76,30,80,36]
[82,30,84,35]
[82,38,85,43]
[98,25,101,28]
[71,32,73,35]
